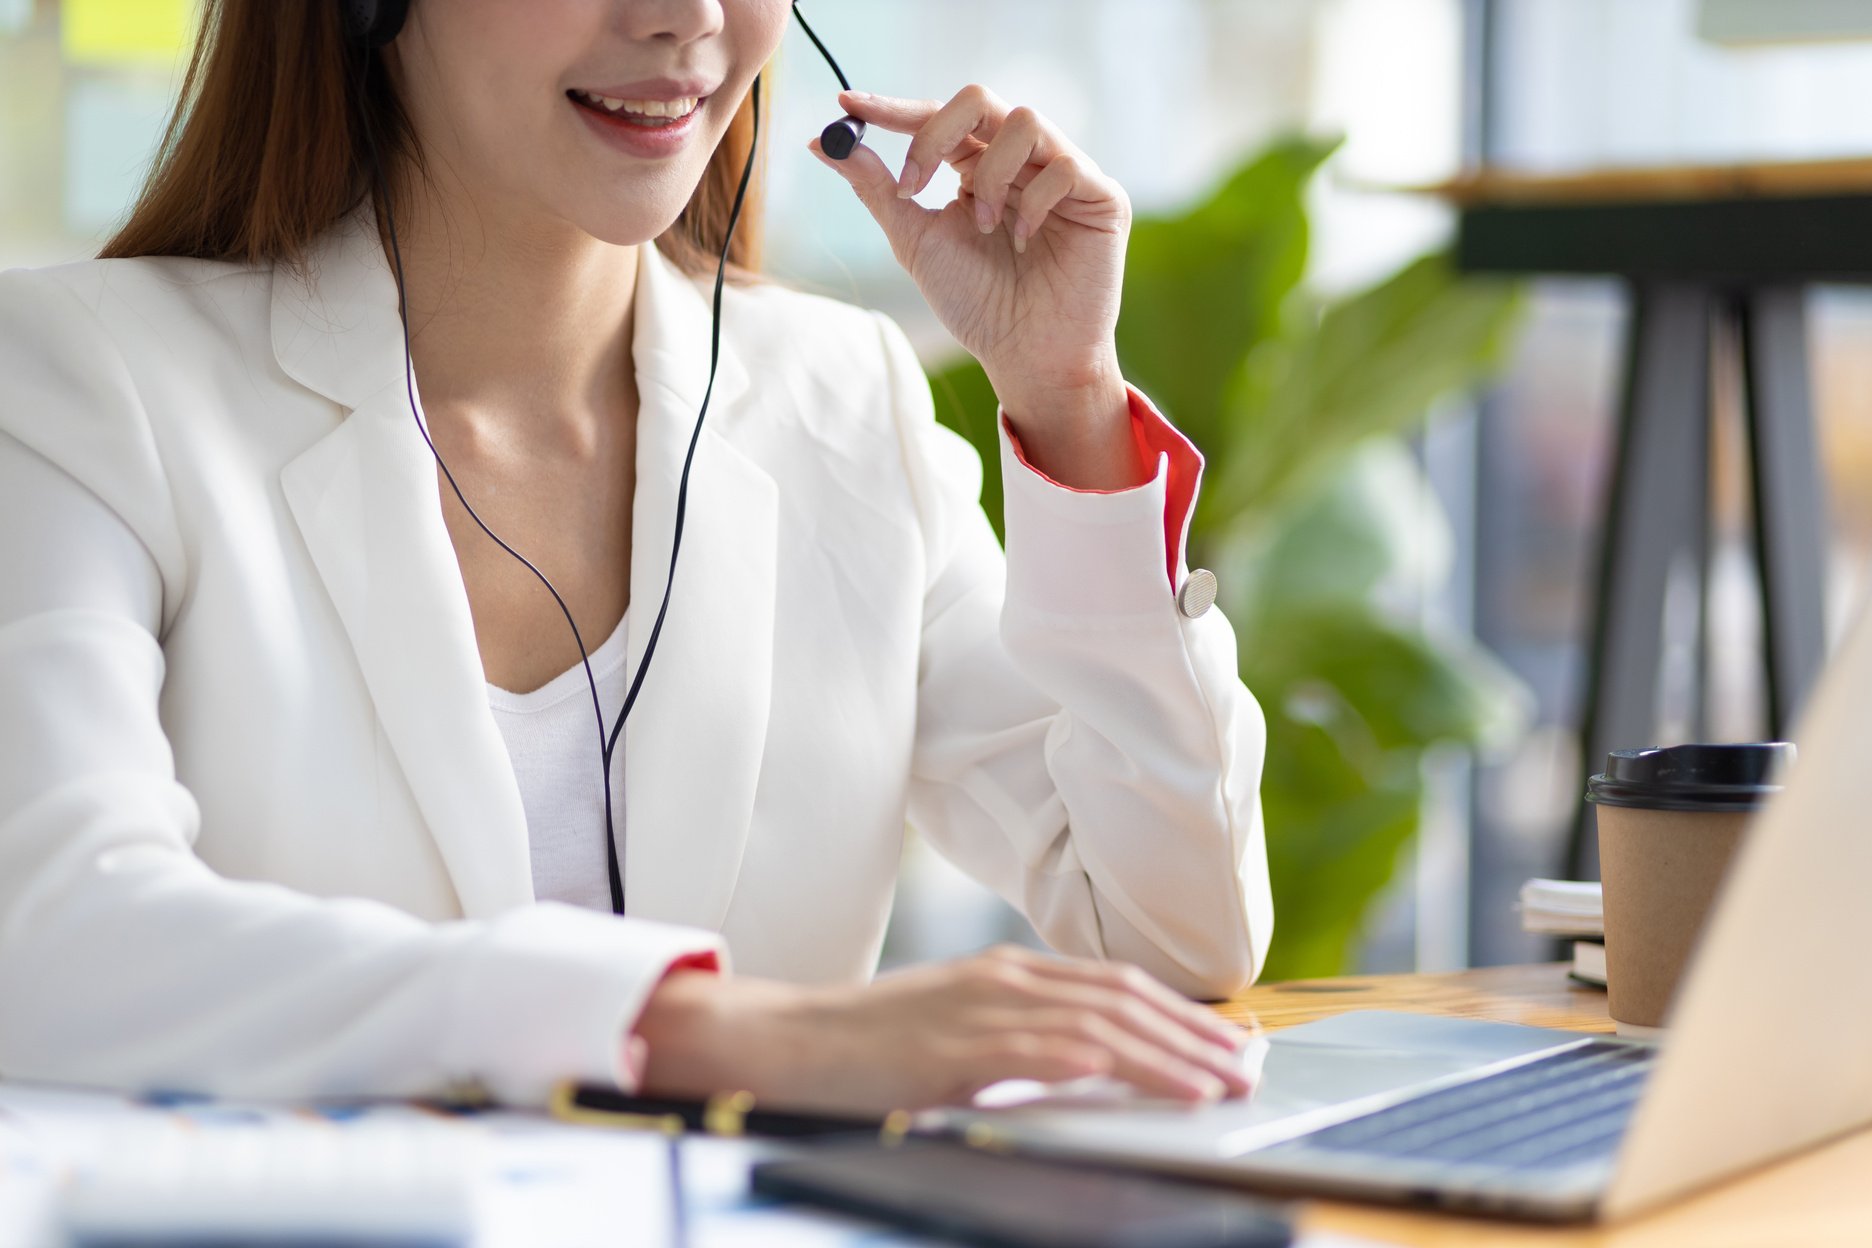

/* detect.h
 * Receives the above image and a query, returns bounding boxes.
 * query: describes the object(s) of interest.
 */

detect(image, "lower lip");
[570,95,705,159]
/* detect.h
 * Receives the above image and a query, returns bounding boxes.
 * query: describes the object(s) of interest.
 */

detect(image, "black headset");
[341,1,858,916]
[341,0,408,48]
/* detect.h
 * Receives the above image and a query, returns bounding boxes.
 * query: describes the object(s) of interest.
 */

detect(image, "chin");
[572,217,674,249]
[560,181,704,251]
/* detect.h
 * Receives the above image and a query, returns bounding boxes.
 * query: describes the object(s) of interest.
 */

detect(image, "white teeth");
[575,90,699,119]
[623,97,698,118]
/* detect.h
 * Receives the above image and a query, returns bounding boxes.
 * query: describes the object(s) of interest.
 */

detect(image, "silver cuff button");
[1177,568,1218,619]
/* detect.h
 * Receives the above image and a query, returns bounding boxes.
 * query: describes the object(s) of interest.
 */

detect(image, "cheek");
[717,0,794,95]
[755,1,793,45]
[446,79,568,202]
[412,3,590,176]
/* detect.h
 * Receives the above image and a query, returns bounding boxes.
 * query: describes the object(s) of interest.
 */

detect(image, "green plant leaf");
[1258,714,1422,981]
[926,353,1006,541]
[1116,136,1337,452]
[1234,458,1529,979]
[1202,252,1523,535]
[1219,440,1451,614]
[1248,607,1525,755]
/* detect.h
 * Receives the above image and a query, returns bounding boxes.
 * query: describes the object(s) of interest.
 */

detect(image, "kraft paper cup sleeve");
[1596,806,1748,1031]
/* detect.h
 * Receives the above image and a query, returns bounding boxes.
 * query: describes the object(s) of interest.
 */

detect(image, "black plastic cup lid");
[1586,742,1795,813]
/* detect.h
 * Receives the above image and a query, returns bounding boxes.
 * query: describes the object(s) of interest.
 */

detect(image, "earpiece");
[341,0,408,48]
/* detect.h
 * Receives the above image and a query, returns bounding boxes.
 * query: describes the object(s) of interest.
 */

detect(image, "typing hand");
[633,945,1256,1114]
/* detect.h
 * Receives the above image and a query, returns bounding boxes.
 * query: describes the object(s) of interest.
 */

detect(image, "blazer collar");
[273,212,772,927]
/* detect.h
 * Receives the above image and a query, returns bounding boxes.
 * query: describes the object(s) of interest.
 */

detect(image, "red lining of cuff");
[664,951,721,976]
[1002,386,1203,585]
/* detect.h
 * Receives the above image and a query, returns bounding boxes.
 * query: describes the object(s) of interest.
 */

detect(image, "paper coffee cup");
[1587,743,1793,1035]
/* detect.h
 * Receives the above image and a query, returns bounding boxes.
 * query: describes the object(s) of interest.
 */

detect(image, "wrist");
[633,970,810,1101]
[993,352,1145,492]
[632,969,737,1097]
[987,347,1126,434]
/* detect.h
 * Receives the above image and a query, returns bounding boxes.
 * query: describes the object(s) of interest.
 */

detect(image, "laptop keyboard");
[1277,1041,1657,1172]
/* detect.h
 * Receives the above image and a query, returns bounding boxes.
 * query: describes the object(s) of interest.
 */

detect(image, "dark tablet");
[751,1140,1293,1248]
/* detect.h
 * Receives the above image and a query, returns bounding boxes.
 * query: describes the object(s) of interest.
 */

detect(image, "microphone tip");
[819,115,865,161]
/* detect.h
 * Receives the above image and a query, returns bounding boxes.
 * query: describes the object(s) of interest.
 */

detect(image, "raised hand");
[812,86,1145,491]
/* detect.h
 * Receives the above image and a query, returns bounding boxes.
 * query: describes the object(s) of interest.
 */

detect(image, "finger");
[993,949,1246,1052]
[891,84,1009,200]
[966,952,1248,1096]
[836,89,940,134]
[951,1033,1114,1102]
[1006,164,1128,237]
[968,106,1061,237]
[1007,154,1081,250]
[1019,1009,1228,1103]
[1025,980,1252,1096]
[977,951,1237,1063]
[1238,1033,1271,1087]
[807,136,934,258]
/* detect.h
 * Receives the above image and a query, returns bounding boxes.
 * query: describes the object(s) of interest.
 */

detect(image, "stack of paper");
[1518,878,1604,937]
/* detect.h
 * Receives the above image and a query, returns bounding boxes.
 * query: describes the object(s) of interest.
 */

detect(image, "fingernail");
[976,200,996,233]
[1011,218,1029,253]
[842,89,872,101]
[1196,1075,1226,1101]
[897,159,920,199]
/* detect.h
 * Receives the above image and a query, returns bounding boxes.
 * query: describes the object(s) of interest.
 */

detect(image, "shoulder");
[0,259,249,596]
[716,275,990,551]
[0,255,269,361]
[0,255,253,424]
[720,277,929,426]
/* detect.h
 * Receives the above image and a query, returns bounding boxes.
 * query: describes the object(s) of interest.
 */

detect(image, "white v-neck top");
[485,612,629,914]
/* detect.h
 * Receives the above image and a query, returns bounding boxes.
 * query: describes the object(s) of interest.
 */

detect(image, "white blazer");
[0,212,1272,1107]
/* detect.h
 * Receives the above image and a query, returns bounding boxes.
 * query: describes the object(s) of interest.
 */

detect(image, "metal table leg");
[1567,283,1714,880]
[1739,286,1830,737]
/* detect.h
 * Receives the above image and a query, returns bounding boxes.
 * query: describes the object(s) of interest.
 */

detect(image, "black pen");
[552,1083,905,1139]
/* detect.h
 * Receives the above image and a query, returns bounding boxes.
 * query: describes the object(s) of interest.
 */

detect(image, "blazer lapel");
[273,214,536,918]
[619,243,776,930]
[270,216,777,931]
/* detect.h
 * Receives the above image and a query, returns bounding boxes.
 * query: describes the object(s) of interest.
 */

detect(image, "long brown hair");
[100,0,768,276]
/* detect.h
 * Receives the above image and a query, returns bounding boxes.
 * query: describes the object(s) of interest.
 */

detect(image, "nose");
[617,0,724,45]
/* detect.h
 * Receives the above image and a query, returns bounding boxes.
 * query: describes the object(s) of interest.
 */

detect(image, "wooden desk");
[1218,964,1872,1246]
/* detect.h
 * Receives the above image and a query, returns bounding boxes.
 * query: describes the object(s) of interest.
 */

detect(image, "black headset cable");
[368,76,762,917]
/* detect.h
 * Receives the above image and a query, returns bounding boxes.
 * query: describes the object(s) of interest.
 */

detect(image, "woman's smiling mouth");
[567,86,712,158]
[568,89,702,126]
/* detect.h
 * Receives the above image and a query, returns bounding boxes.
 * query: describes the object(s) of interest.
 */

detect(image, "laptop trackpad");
[945,1010,1586,1163]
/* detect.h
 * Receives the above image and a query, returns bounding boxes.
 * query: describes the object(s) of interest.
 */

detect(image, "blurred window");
[1467,0,1872,964]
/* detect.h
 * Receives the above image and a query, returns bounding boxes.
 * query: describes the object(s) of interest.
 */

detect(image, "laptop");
[935,600,1872,1223]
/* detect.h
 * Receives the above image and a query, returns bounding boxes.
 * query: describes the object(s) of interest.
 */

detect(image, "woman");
[0,0,1272,1113]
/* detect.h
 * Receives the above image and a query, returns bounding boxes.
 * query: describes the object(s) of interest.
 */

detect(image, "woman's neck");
[390,182,640,454]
